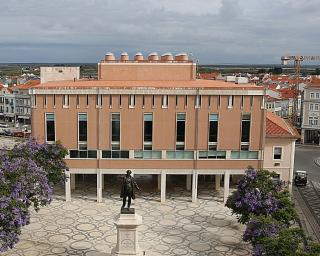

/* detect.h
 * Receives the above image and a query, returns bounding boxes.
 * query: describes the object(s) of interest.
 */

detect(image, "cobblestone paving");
[3,183,251,256]
[297,181,320,237]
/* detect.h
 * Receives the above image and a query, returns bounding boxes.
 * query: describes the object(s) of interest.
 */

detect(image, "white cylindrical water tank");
[120,52,129,61]
[134,52,144,61]
[148,52,159,61]
[105,52,115,61]
[161,52,173,61]
[175,52,188,61]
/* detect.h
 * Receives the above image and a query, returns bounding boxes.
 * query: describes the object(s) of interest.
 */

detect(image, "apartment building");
[31,52,271,203]
[301,78,320,144]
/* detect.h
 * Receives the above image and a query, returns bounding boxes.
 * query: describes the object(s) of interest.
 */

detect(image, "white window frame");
[129,95,135,108]
[310,92,315,99]
[78,113,88,150]
[176,113,186,150]
[273,146,283,160]
[310,103,314,111]
[143,113,153,150]
[316,93,320,99]
[228,95,234,109]
[45,112,56,143]
[315,104,319,111]
[63,95,69,108]
[162,95,168,108]
[195,95,201,108]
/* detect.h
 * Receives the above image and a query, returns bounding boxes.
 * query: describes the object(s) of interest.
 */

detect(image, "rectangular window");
[218,96,221,108]
[241,114,251,143]
[152,95,155,108]
[86,95,89,106]
[129,95,135,108]
[144,113,153,148]
[111,113,120,146]
[176,113,186,150]
[315,104,319,111]
[44,95,47,107]
[109,95,112,108]
[63,95,69,107]
[208,96,211,107]
[195,95,201,108]
[273,147,282,160]
[241,96,244,108]
[32,95,37,107]
[310,104,314,111]
[316,93,320,99]
[53,95,56,107]
[76,95,80,107]
[142,95,145,108]
[250,96,253,107]
[228,95,234,108]
[310,92,314,99]
[78,113,87,149]
[96,95,102,107]
[176,95,178,107]
[119,95,122,107]
[261,96,265,109]
[185,95,188,108]
[162,95,168,108]
[46,113,55,142]
[209,114,218,149]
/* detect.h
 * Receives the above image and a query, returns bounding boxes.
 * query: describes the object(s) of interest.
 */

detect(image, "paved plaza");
[3,176,251,256]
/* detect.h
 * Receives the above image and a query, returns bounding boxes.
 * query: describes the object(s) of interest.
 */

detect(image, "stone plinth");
[111,212,145,256]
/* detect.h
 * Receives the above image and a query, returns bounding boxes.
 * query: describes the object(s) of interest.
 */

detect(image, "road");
[294,145,320,241]
[294,145,320,182]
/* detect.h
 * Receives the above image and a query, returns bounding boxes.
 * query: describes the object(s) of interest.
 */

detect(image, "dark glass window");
[241,114,251,143]
[46,113,55,142]
[111,113,120,142]
[209,114,218,143]
[79,113,87,142]
[53,95,56,106]
[152,95,155,107]
[86,95,89,106]
[144,114,153,142]
[176,113,186,142]
[76,95,80,106]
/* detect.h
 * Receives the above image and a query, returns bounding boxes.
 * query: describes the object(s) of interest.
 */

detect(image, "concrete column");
[192,170,198,203]
[157,174,161,191]
[101,174,105,190]
[223,171,230,204]
[161,171,166,203]
[215,174,221,191]
[289,140,296,193]
[65,171,71,202]
[97,170,103,203]
[71,174,76,190]
[186,175,192,191]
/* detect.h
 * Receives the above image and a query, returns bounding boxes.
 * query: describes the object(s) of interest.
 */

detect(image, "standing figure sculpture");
[120,170,141,210]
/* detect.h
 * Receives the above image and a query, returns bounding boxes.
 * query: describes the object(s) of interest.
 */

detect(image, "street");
[294,145,320,241]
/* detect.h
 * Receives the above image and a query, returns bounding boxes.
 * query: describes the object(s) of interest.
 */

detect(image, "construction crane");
[281,55,320,127]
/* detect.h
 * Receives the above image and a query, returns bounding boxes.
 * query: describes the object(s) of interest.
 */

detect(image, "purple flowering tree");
[0,139,68,252]
[226,168,297,225]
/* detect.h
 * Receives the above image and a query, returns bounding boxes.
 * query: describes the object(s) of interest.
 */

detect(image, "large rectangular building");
[31,52,268,203]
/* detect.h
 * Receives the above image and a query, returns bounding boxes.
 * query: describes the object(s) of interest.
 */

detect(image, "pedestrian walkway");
[3,184,251,256]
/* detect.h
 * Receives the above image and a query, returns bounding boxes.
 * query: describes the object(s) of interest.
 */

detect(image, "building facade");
[301,79,320,144]
[31,52,276,203]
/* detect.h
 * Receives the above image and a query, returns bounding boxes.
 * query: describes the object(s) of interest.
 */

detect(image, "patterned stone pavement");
[3,179,251,256]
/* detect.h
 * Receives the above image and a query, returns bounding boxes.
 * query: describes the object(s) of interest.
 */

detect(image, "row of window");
[308,116,319,126]
[35,94,263,109]
[68,148,283,160]
[310,92,320,99]
[45,112,252,151]
[68,149,260,160]
[309,103,319,111]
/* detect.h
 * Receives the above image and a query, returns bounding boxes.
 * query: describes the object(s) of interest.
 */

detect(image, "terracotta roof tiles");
[266,111,299,139]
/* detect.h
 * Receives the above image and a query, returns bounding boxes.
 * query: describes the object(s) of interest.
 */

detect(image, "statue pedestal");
[111,212,145,256]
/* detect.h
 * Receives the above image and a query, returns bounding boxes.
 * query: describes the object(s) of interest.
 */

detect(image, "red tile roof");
[15,80,40,90]
[31,79,263,90]
[198,72,219,80]
[279,89,296,99]
[266,111,300,139]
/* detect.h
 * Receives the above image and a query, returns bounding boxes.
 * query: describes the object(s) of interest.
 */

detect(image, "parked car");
[294,170,307,186]
[3,129,12,136]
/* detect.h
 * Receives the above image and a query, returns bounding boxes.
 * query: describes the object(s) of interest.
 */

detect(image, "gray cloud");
[0,0,319,64]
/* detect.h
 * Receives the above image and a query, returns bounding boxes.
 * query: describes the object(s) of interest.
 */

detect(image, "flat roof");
[32,79,263,90]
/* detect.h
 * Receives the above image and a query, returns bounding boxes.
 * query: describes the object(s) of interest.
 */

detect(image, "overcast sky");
[0,0,319,64]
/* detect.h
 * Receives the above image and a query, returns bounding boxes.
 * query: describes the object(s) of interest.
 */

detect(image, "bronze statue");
[120,170,141,210]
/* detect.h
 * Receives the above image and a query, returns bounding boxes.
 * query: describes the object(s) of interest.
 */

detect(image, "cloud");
[0,0,319,63]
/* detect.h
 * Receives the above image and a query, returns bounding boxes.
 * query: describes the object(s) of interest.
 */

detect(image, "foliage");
[226,168,320,256]
[0,139,68,252]
[225,169,294,224]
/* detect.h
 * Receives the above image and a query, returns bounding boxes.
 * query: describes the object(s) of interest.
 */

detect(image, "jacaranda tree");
[0,139,68,252]
[226,168,320,256]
